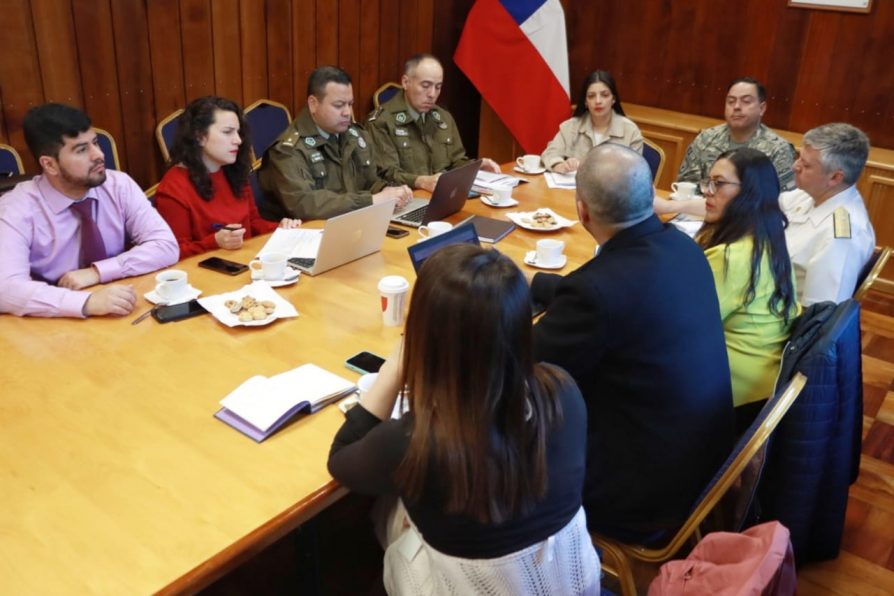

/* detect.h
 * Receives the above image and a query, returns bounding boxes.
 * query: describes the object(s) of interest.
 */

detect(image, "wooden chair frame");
[854,246,891,301]
[93,127,120,171]
[155,108,184,163]
[0,142,25,175]
[593,373,808,595]
[642,137,666,183]
[373,82,402,109]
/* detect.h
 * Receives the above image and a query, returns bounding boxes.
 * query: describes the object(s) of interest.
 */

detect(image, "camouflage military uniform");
[676,123,796,191]
[366,92,470,188]
[257,107,386,221]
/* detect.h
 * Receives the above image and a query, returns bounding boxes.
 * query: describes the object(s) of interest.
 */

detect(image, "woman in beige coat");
[542,70,643,173]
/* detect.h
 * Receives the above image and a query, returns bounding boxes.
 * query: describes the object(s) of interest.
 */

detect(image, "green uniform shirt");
[366,92,470,188]
[677,123,796,191]
[257,107,386,221]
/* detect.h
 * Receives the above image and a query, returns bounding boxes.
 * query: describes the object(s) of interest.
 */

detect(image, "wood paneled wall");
[0,0,439,188]
[565,0,894,149]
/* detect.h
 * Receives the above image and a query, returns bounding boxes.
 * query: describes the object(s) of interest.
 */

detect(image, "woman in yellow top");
[696,147,799,431]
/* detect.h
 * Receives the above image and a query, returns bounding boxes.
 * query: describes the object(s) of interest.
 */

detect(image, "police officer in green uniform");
[367,54,501,193]
[258,66,412,221]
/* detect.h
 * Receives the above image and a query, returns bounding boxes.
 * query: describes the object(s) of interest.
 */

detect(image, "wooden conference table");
[0,169,637,594]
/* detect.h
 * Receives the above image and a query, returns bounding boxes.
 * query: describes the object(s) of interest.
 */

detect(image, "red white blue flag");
[454,0,570,154]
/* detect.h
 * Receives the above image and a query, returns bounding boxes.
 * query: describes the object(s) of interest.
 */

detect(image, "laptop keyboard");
[398,206,427,224]
[288,257,316,269]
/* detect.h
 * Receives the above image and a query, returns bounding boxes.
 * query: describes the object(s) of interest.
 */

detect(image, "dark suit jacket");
[532,215,734,538]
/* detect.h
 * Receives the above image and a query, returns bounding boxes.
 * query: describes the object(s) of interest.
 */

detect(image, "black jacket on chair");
[759,299,863,564]
[532,215,734,539]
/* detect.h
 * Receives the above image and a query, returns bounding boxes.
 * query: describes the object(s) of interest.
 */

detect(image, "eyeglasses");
[699,178,741,195]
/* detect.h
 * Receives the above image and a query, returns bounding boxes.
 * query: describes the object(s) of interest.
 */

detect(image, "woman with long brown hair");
[328,244,599,595]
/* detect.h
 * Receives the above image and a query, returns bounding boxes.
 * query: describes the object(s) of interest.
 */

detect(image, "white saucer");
[524,251,566,270]
[513,165,546,175]
[144,285,202,305]
[481,194,519,208]
[251,266,300,287]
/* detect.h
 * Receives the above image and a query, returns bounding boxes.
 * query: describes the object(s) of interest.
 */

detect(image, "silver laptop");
[286,200,395,275]
[391,159,482,227]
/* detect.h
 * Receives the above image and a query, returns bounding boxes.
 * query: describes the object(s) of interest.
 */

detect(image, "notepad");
[469,215,516,243]
[214,364,357,442]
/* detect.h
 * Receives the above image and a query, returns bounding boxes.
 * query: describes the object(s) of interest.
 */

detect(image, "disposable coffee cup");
[516,154,541,172]
[155,269,188,301]
[378,275,410,327]
[418,221,453,239]
[671,181,697,200]
[249,253,288,281]
[536,239,565,266]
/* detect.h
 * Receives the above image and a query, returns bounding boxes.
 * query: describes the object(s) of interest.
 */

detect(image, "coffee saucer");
[250,266,300,287]
[524,251,566,270]
[513,165,546,175]
[481,194,519,208]
[144,285,202,305]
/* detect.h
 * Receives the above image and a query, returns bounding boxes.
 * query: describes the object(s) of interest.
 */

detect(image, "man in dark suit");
[532,144,734,542]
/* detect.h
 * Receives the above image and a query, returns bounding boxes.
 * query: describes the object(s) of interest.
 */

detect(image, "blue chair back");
[642,139,665,183]
[249,161,265,210]
[1,143,24,176]
[373,83,402,109]
[244,99,292,161]
[156,109,184,163]
[94,128,119,170]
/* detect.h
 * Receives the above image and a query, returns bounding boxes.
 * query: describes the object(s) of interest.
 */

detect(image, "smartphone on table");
[198,256,249,275]
[386,226,409,239]
[345,351,386,375]
[152,300,208,323]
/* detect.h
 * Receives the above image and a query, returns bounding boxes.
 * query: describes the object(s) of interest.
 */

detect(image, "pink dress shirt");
[0,170,179,318]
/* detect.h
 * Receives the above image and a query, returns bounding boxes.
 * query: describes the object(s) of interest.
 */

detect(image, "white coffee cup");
[491,184,514,204]
[418,221,453,239]
[536,239,565,266]
[154,269,188,301]
[249,253,288,281]
[357,373,378,400]
[378,275,410,327]
[671,181,697,200]
[516,154,541,172]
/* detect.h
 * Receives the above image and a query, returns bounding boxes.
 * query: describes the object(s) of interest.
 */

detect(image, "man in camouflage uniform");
[258,66,412,221]
[367,54,500,192]
[676,77,796,191]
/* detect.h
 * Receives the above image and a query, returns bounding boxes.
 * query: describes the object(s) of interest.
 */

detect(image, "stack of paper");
[472,171,527,193]
[256,228,323,259]
[215,364,356,442]
[544,171,576,189]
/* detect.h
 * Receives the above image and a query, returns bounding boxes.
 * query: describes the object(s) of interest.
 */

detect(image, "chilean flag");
[454,0,570,154]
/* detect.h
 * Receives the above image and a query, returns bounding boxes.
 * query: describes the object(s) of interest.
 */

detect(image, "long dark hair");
[573,70,626,118]
[168,96,252,201]
[395,245,565,524]
[696,148,797,323]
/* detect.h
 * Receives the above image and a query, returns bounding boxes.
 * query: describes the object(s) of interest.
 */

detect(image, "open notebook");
[214,364,356,442]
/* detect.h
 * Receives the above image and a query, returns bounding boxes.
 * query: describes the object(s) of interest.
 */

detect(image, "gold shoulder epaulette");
[833,207,852,239]
[281,131,301,148]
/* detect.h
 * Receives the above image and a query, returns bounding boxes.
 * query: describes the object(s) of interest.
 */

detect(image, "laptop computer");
[276,200,394,276]
[405,222,545,317]
[391,159,482,227]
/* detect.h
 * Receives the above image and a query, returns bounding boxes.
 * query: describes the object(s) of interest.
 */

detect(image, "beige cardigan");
[541,112,643,170]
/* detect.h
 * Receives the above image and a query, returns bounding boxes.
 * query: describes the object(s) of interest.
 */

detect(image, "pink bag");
[648,521,796,596]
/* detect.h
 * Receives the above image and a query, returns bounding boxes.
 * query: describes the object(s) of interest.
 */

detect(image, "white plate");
[250,266,300,287]
[524,251,567,270]
[513,165,546,175]
[507,208,577,232]
[197,281,299,328]
[480,194,519,208]
[144,285,202,305]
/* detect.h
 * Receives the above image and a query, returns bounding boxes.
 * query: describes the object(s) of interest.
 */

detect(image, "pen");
[212,224,243,231]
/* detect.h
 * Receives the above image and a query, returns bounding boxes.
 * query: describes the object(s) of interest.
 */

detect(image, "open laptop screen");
[406,222,480,273]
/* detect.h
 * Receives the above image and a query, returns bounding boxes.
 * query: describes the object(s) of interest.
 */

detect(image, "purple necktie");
[70,198,107,267]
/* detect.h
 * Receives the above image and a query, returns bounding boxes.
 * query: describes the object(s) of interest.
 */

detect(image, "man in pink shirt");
[0,104,178,318]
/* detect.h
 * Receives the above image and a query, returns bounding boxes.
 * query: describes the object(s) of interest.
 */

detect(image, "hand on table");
[58,266,100,290]
[552,158,580,174]
[278,218,303,229]
[82,284,136,317]
[414,174,441,193]
[215,225,246,250]
[480,158,501,173]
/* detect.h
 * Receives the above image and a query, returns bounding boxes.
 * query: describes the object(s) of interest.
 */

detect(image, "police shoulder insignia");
[304,136,316,147]
[282,132,300,148]
[310,151,324,163]
[395,112,407,124]
[439,122,448,130]
[431,110,441,121]
[348,127,359,137]
[395,127,408,136]
[358,137,367,149]
[833,207,852,239]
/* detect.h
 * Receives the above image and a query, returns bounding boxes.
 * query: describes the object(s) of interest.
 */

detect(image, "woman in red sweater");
[156,96,300,258]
